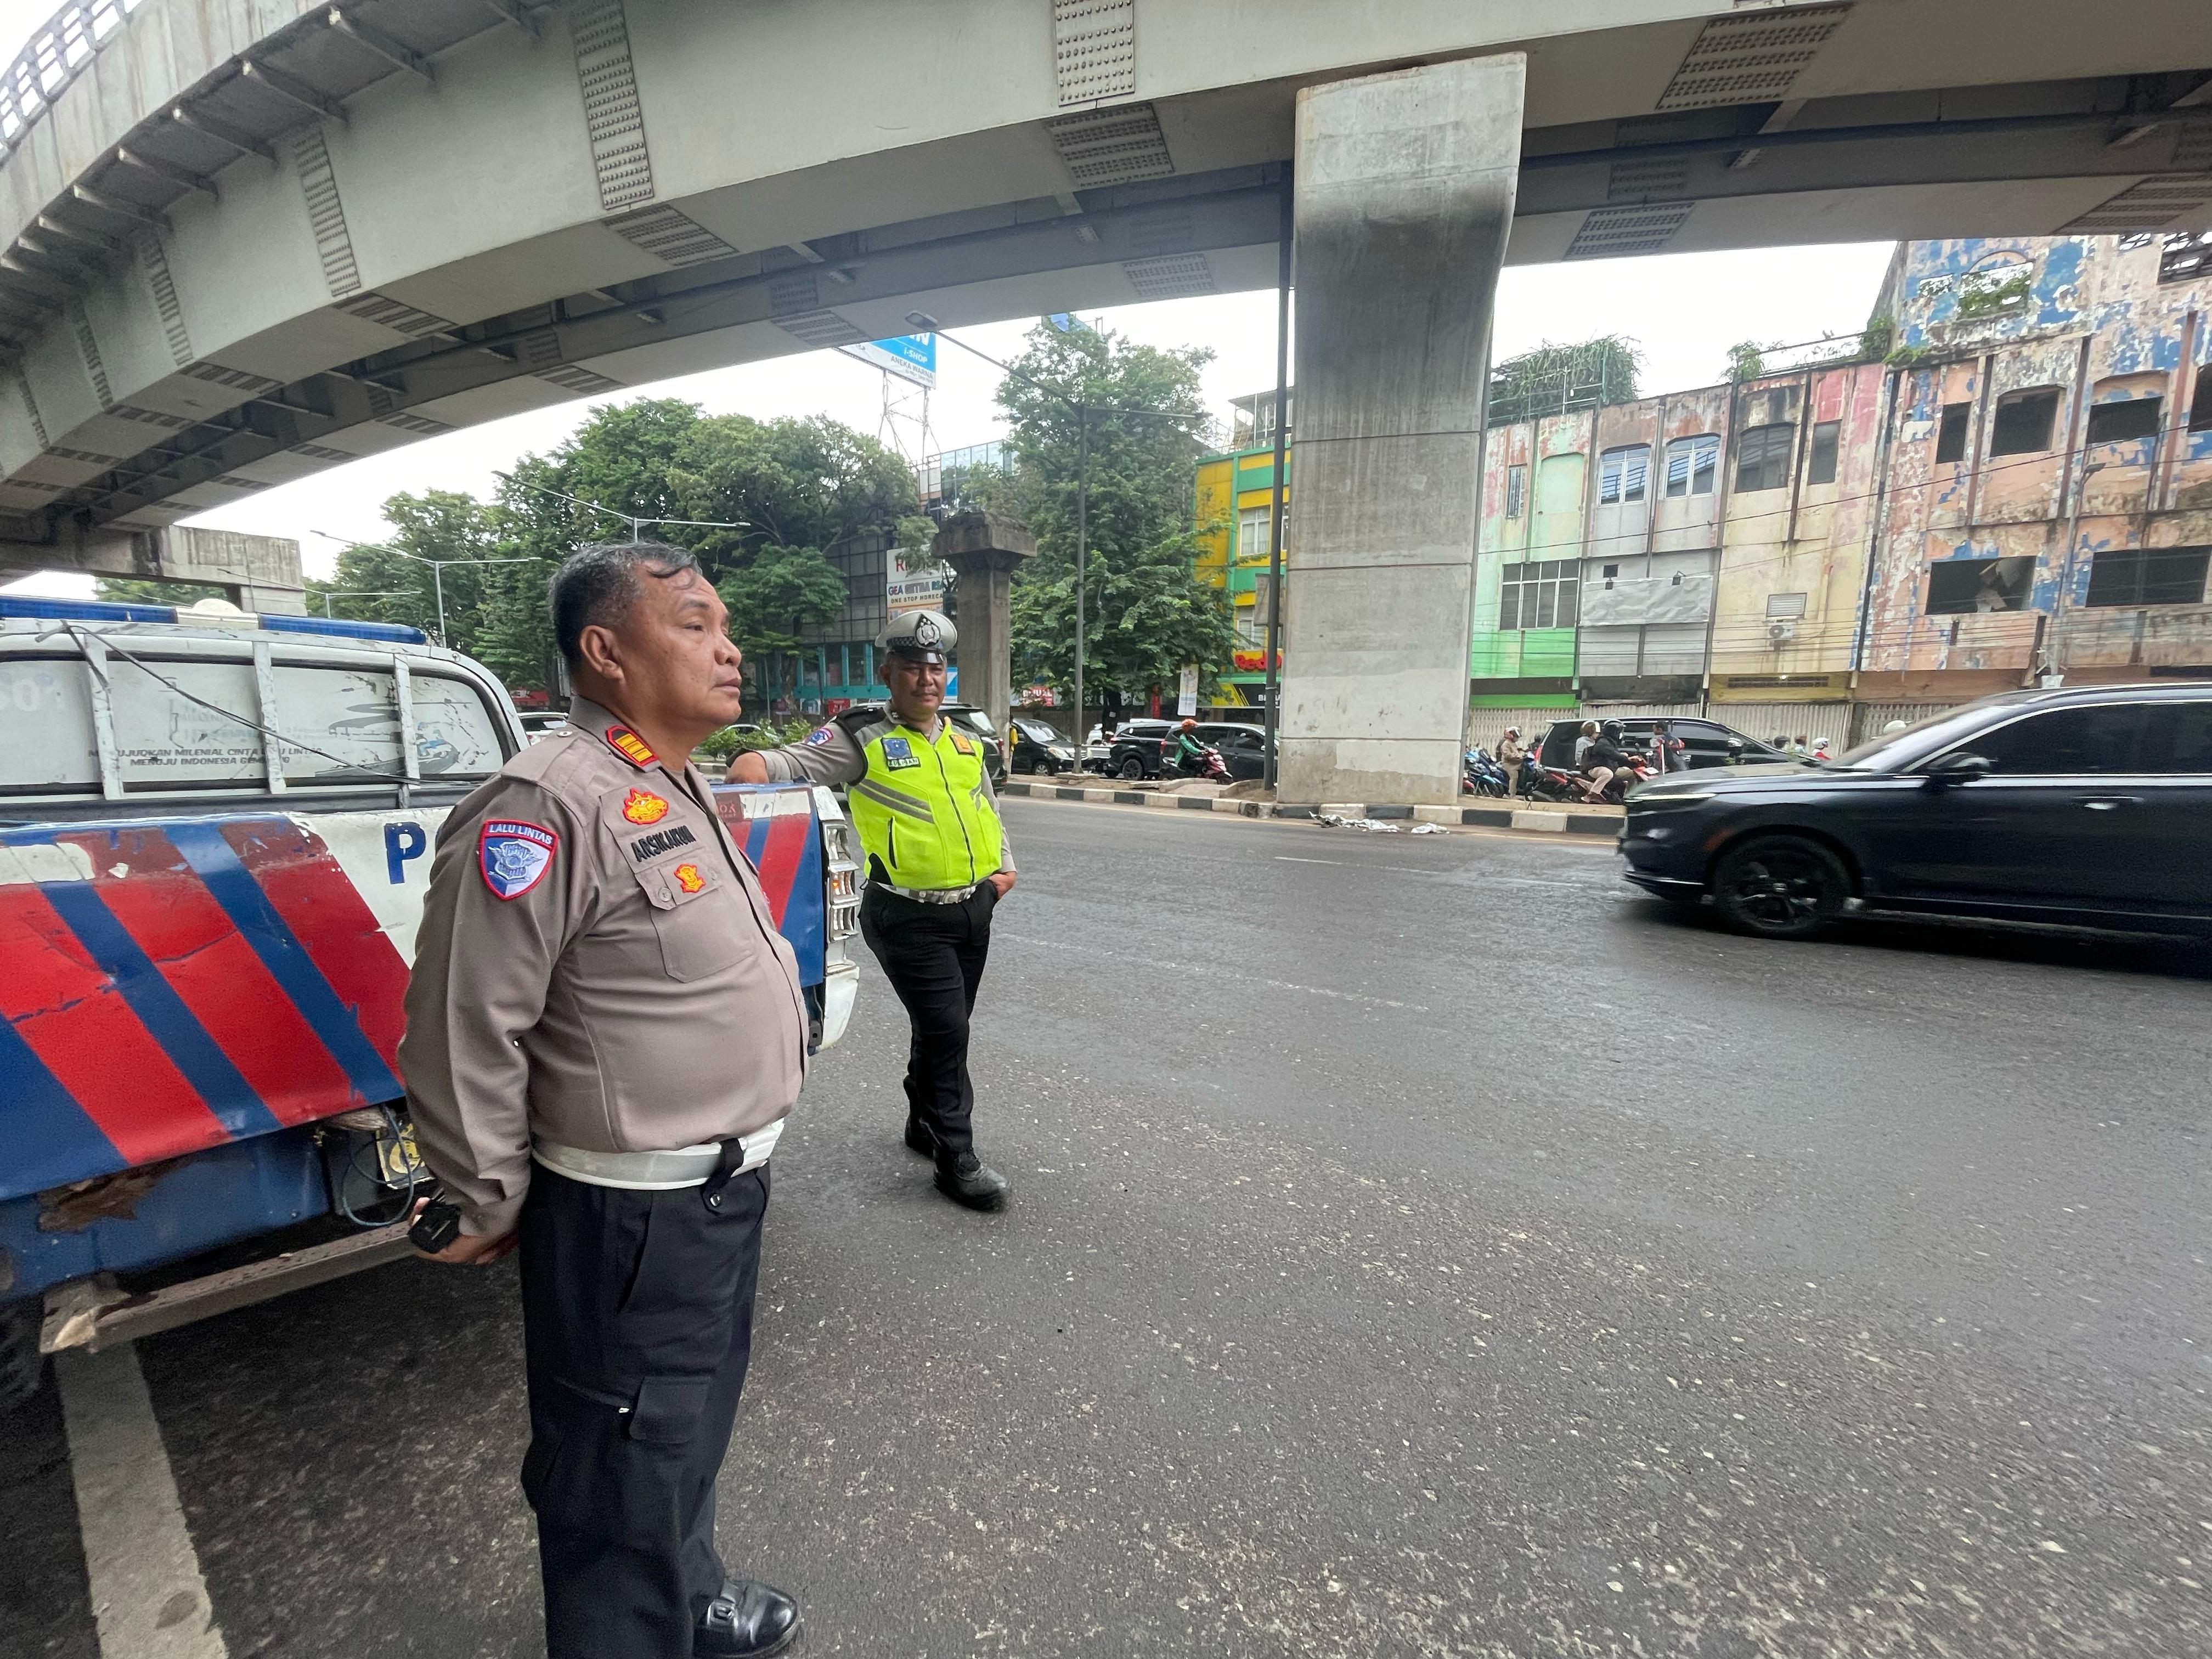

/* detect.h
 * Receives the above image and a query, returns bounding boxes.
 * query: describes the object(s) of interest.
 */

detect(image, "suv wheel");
[1117,755,1144,780]
[1712,836,1848,940]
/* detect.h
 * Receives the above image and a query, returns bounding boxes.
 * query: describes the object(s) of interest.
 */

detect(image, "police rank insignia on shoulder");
[620,787,669,825]
[604,725,657,768]
[949,731,975,755]
[881,734,919,769]
[478,819,557,900]
[804,725,836,747]
[673,862,706,894]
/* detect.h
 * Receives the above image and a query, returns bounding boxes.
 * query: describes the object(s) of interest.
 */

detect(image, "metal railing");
[0,0,150,163]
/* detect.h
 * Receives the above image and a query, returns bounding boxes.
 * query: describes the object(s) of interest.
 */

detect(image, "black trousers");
[517,1163,770,1659]
[859,883,995,1158]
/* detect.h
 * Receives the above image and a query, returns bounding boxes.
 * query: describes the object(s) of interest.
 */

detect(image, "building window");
[1498,560,1579,630]
[1927,555,2034,614]
[1237,505,1274,562]
[1504,463,1527,518]
[2159,231,2212,286]
[1598,444,1649,505]
[1663,435,1718,498]
[1989,387,2061,456]
[2085,396,2163,447]
[1934,402,1972,464]
[1733,424,1795,493]
[1765,592,1807,619]
[2085,545,2210,608]
[1806,420,1841,485]
[2191,371,2212,435]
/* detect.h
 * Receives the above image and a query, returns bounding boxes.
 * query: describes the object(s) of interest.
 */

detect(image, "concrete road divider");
[997,780,1620,837]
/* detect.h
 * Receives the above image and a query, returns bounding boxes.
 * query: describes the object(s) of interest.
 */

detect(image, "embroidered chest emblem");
[478,819,557,900]
[605,725,656,768]
[621,787,670,825]
[949,732,975,755]
[881,735,919,770]
[673,862,706,894]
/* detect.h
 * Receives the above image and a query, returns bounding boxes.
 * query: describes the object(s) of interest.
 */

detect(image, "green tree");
[93,577,227,606]
[718,548,848,707]
[1488,336,1643,424]
[994,321,1233,706]
[302,489,532,661]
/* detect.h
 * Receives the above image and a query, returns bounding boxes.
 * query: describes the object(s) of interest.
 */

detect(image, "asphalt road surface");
[7,799,2208,1659]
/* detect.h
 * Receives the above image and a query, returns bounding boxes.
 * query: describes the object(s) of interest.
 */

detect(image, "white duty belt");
[532,1118,785,1190]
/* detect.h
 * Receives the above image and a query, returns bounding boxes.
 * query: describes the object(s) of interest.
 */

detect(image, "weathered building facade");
[1467,232,2212,742]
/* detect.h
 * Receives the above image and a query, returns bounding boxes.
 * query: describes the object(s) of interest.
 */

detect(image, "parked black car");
[1107,719,1266,780]
[838,701,1006,784]
[1007,715,1079,775]
[1620,683,2212,939]
[1529,715,1792,771]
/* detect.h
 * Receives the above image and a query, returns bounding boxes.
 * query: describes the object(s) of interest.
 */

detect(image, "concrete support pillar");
[932,509,1037,731]
[1277,55,1525,805]
[0,524,306,613]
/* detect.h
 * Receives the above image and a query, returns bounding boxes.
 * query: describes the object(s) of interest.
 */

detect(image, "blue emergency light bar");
[0,594,428,645]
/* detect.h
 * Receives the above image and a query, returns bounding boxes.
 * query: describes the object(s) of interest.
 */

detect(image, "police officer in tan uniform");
[402,542,805,1659]
[729,610,1014,1210]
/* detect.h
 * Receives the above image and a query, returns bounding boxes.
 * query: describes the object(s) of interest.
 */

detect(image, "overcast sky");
[0,2,1896,591]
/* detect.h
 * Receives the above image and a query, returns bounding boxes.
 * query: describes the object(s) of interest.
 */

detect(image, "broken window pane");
[2085,396,2163,447]
[1988,387,2061,456]
[1935,402,1972,464]
[1807,421,1841,485]
[1927,556,2034,614]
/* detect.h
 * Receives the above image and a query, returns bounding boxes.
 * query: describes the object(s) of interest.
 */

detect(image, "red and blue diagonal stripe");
[714,785,825,983]
[0,816,408,1202]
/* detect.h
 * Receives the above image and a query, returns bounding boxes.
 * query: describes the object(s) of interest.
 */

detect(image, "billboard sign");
[887,563,947,616]
[839,332,936,388]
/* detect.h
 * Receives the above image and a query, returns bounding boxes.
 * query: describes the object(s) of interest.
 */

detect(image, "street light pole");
[1075,400,1087,747]
[1263,169,1293,789]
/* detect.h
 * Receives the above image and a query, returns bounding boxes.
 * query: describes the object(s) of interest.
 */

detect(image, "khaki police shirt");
[754,709,1015,876]
[399,698,808,1236]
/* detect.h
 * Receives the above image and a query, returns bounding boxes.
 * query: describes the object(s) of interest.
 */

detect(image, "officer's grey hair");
[549,540,702,667]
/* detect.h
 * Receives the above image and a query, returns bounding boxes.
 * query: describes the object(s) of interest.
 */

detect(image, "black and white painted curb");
[996,780,1623,837]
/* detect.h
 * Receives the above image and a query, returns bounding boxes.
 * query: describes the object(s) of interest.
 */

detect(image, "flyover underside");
[0,0,2198,549]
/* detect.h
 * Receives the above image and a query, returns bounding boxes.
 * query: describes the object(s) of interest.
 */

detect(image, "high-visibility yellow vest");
[846,718,1004,889]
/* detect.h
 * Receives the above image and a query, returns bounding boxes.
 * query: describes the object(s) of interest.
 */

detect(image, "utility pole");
[312,533,545,647]
[1262,167,1292,790]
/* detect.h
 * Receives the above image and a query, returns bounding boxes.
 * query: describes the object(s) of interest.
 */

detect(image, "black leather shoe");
[935,1151,1008,1210]
[696,1578,799,1657]
[904,1114,935,1156]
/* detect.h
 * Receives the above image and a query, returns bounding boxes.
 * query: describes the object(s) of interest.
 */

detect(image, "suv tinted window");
[2141,701,2212,773]
[1957,703,2147,774]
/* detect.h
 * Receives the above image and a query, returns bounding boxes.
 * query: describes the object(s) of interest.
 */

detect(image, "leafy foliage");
[993,322,1234,705]
[1488,336,1643,424]
[93,577,227,606]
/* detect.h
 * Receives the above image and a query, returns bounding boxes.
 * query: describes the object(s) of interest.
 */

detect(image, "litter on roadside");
[1314,814,1447,834]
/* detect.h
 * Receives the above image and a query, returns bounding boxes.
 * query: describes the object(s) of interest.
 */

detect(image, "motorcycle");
[1462,746,1510,797]
[1176,744,1232,783]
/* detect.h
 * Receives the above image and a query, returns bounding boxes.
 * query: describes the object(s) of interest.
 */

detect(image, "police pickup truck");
[0,596,860,1408]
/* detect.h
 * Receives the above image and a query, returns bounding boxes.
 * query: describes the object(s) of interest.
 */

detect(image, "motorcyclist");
[1169,718,1213,776]
[1581,719,1634,803]
[1495,725,1526,795]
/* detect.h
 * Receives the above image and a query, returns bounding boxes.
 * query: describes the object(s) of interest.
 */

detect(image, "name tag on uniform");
[881,735,919,770]
[950,732,975,755]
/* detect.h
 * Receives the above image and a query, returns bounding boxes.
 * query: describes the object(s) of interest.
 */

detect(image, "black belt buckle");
[701,1138,747,1211]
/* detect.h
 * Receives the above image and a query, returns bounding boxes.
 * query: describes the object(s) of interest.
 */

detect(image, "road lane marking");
[999,933,1428,1011]
[56,1344,228,1659]
[1273,856,1599,890]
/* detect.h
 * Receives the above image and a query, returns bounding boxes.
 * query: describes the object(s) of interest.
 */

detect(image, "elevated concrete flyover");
[0,0,2199,796]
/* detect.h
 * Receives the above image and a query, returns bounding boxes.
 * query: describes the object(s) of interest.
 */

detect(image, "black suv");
[1527,715,1791,771]
[1107,719,1267,780]
[1007,716,1079,775]
[1621,684,2212,939]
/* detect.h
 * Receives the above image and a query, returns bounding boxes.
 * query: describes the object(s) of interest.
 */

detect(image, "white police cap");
[881,608,955,662]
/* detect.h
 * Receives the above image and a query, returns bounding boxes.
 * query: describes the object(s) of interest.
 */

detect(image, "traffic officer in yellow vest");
[728,610,1014,1210]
